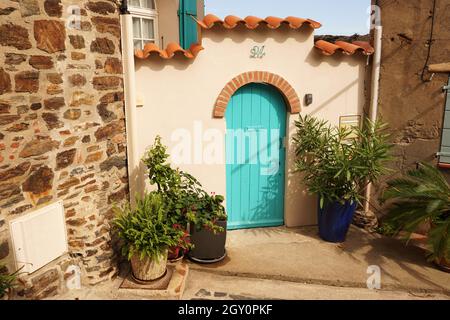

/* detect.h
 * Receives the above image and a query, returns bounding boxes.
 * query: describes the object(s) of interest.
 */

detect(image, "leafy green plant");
[142,135,180,193]
[0,264,19,299]
[142,136,227,233]
[293,115,392,207]
[142,136,201,226]
[113,192,189,261]
[380,163,450,263]
[188,193,227,233]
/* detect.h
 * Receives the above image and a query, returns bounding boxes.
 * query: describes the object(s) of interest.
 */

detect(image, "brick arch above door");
[213,71,301,118]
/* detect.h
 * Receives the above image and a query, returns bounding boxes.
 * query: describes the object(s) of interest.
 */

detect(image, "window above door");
[129,0,158,49]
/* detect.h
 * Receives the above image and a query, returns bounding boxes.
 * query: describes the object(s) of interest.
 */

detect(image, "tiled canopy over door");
[179,0,198,49]
[438,76,450,166]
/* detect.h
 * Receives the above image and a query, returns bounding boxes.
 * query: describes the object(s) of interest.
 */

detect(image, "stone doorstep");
[116,262,189,300]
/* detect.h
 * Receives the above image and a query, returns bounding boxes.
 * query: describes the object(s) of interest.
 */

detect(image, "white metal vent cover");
[10,201,68,274]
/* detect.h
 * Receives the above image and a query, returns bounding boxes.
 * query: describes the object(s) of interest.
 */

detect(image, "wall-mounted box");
[9,201,68,274]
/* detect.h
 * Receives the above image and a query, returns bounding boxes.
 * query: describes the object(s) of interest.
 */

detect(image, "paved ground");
[183,270,449,300]
[54,226,450,300]
[188,226,450,294]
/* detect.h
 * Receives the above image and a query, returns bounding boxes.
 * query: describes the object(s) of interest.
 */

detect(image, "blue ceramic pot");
[318,199,357,243]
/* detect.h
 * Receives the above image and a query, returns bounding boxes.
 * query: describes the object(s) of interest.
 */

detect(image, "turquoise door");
[225,83,286,230]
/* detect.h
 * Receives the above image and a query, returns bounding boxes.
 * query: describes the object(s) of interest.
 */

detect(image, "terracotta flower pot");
[168,247,185,263]
[130,249,168,281]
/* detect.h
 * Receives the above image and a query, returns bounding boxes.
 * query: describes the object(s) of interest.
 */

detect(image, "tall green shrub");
[293,115,392,207]
[142,136,227,233]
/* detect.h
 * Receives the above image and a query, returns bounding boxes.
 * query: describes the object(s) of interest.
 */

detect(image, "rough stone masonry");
[0,0,129,299]
[371,0,450,216]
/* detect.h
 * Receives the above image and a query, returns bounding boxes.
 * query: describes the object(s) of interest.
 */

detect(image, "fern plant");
[381,163,450,263]
[113,192,189,261]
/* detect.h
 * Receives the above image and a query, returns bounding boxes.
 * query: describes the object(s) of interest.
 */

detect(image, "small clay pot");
[169,250,185,263]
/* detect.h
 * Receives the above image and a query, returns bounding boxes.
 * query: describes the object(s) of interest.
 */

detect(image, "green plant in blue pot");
[293,115,391,243]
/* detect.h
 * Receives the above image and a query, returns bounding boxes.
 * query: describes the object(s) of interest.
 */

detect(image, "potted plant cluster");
[380,163,450,273]
[0,264,19,300]
[113,192,189,281]
[142,136,227,263]
[186,193,227,263]
[293,115,391,243]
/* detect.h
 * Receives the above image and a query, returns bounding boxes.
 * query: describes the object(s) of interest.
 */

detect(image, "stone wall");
[372,0,450,216]
[0,0,128,299]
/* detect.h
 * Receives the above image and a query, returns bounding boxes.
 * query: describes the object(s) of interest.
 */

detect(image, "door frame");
[214,71,301,229]
[225,83,288,229]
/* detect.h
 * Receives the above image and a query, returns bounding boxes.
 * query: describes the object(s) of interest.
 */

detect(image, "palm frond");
[382,162,450,261]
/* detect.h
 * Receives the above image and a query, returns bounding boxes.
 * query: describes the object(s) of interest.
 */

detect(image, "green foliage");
[142,136,227,234]
[113,192,189,261]
[0,264,19,299]
[380,163,450,262]
[187,194,227,233]
[142,136,180,193]
[376,220,400,237]
[293,115,392,206]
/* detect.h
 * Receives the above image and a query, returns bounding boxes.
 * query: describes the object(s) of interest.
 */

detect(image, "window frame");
[129,0,159,49]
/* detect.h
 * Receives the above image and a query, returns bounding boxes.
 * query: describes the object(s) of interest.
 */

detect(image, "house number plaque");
[250,45,266,59]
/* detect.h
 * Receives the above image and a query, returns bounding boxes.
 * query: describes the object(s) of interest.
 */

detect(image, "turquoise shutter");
[179,0,198,49]
[438,76,450,164]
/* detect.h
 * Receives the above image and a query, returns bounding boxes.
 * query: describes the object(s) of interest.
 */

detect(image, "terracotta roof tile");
[314,40,374,56]
[135,42,204,59]
[197,14,322,30]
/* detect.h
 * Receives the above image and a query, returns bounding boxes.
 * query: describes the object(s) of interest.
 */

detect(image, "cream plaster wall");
[134,25,367,227]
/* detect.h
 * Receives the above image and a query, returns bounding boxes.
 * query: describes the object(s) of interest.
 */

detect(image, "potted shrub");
[380,163,450,272]
[293,115,391,243]
[142,136,227,263]
[113,192,187,281]
[187,193,227,263]
[0,264,19,300]
[142,136,199,260]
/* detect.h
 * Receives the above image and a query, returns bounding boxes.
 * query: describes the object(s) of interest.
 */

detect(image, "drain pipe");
[120,1,140,203]
[363,23,383,213]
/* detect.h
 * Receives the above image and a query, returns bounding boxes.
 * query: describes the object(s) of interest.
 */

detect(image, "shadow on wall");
[205,23,313,45]
[285,123,318,227]
[304,50,366,118]
[134,54,197,72]
[304,47,365,68]
[307,79,360,117]
[134,23,315,72]
[129,160,149,201]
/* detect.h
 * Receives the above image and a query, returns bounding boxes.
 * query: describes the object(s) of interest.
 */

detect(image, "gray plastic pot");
[188,220,227,263]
